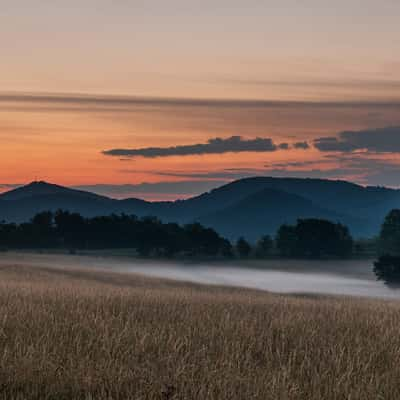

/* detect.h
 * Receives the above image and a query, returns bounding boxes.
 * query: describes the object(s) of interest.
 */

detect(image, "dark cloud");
[320,153,400,187]
[314,126,400,153]
[278,143,290,150]
[103,136,290,158]
[314,136,358,152]
[294,141,310,149]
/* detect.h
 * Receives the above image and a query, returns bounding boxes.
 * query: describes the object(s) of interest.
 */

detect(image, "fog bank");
[0,252,397,299]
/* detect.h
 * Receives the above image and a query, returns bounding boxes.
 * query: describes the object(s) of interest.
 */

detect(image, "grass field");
[1,263,400,399]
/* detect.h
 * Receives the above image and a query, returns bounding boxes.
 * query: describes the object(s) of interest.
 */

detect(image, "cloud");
[268,160,320,168]
[278,142,290,150]
[122,165,365,186]
[121,168,269,180]
[321,153,400,187]
[294,141,310,149]
[263,153,400,187]
[102,136,292,158]
[81,151,400,200]
[121,164,355,183]
[314,126,400,153]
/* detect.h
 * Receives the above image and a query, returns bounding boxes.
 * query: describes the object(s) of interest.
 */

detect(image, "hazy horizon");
[2,172,400,202]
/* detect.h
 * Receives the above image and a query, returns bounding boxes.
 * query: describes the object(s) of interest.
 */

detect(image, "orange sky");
[1,1,400,198]
[2,94,400,199]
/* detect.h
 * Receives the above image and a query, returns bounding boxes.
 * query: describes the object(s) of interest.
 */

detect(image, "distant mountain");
[1,178,400,240]
[0,181,149,222]
[198,187,364,241]
[0,181,108,201]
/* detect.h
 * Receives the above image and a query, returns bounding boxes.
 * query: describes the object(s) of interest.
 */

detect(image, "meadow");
[1,261,400,399]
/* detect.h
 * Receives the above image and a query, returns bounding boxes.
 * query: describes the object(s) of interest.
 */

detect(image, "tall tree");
[276,225,297,257]
[379,209,400,256]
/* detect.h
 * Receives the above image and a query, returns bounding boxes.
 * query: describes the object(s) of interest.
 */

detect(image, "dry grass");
[0,263,400,399]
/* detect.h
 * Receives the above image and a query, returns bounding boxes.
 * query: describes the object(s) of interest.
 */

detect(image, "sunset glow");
[1,1,400,199]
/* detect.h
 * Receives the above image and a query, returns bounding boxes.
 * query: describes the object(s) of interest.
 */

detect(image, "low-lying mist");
[0,252,397,299]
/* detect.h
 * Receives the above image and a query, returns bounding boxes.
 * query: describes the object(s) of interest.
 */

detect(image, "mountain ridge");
[0,181,110,201]
[1,177,399,240]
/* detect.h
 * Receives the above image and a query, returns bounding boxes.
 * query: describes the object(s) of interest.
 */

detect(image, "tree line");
[0,211,232,258]
[235,219,353,259]
[3,208,400,284]
[0,210,358,260]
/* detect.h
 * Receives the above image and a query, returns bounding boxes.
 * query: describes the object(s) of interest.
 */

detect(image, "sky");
[1,1,400,199]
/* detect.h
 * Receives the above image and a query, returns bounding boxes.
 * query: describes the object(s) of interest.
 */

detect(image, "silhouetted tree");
[184,223,230,256]
[276,225,297,257]
[0,221,17,249]
[374,255,400,286]
[296,219,353,258]
[236,237,251,258]
[30,211,56,247]
[219,239,234,258]
[378,209,400,256]
[54,210,86,248]
[0,210,232,259]
[255,235,273,258]
[276,219,353,259]
[373,210,400,285]
[32,211,53,230]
